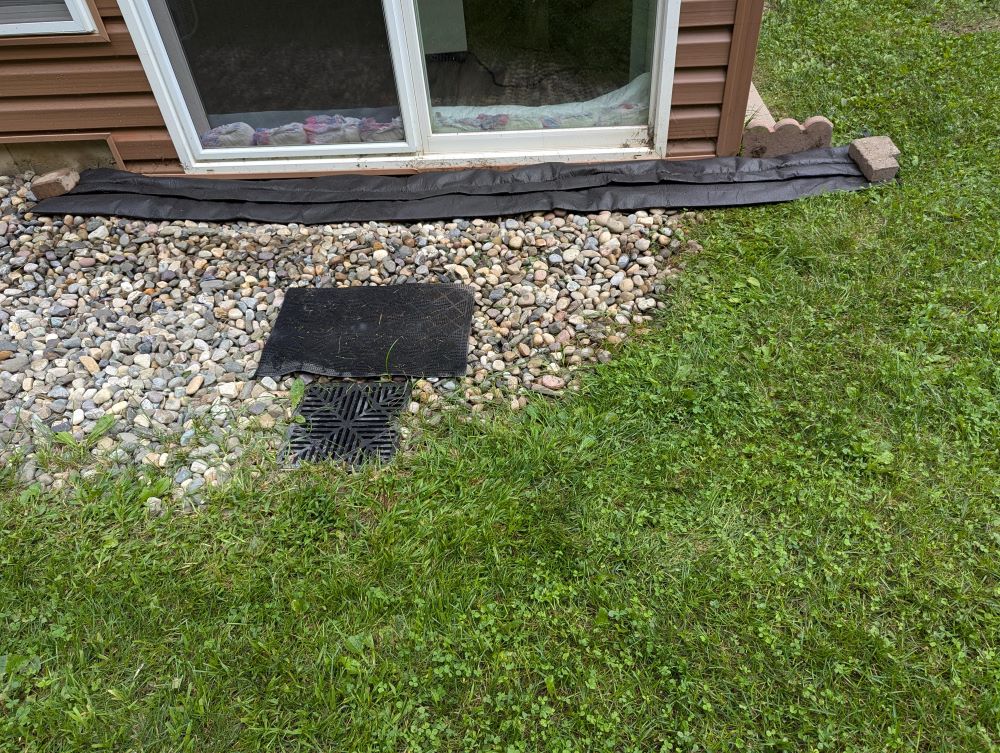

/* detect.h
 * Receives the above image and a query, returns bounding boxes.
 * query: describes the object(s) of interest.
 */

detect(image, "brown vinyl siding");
[113,128,176,161]
[0,0,180,172]
[670,0,767,158]
[671,68,727,105]
[675,27,732,67]
[3,58,151,95]
[667,105,722,139]
[0,0,762,173]
[679,0,737,26]
[0,94,166,131]
[714,0,766,155]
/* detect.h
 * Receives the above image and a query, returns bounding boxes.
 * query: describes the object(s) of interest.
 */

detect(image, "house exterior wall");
[0,0,764,175]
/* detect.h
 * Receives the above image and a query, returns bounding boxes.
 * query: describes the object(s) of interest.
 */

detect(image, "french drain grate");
[282,381,411,467]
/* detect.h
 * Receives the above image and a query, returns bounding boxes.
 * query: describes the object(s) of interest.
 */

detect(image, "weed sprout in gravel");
[0,174,701,503]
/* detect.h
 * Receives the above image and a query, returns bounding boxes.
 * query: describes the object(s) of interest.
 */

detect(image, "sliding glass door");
[121,0,677,168]
[148,0,407,152]
[415,0,656,135]
[133,0,420,161]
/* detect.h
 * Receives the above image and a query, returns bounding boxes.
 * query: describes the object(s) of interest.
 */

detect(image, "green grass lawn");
[2,0,998,750]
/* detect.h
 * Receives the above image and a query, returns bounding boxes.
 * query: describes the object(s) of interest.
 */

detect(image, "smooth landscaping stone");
[0,170,701,499]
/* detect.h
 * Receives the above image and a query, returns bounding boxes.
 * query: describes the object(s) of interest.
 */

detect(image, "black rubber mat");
[283,381,410,467]
[255,284,474,379]
[32,147,872,223]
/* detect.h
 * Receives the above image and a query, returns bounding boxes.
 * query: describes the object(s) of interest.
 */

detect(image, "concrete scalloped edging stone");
[742,115,835,158]
[741,83,901,183]
[741,82,834,158]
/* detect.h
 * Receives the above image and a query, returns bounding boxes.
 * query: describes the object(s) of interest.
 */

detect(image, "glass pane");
[417,0,655,133]
[151,0,405,149]
[0,0,72,24]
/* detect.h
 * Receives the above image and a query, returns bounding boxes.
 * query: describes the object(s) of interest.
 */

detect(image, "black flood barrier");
[284,381,410,467]
[255,284,474,379]
[32,147,871,224]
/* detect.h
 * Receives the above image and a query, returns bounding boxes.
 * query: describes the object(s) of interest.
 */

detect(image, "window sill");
[0,0,107,45]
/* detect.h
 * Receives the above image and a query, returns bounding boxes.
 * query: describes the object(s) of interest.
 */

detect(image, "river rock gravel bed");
[0,171,702,504]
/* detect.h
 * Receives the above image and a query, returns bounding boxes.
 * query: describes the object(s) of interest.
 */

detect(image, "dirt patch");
[934,14,1000,35]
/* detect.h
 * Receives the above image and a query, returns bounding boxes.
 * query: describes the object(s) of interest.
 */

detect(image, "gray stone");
[146,496,164,516]
[2,356,30,373]
[3,172,700,498]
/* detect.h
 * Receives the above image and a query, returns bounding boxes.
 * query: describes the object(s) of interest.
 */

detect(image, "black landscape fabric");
[255,284,474,379]
[32,147,871,223]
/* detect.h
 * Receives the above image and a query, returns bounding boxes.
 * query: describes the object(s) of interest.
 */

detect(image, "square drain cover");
[283,381,411,467]
[255,284,474,379]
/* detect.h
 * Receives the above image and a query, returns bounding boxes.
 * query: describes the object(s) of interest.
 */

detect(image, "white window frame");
[118,0,681,174]
[0,0,97,36]
[396,0,678,156]
[120,0,420,165]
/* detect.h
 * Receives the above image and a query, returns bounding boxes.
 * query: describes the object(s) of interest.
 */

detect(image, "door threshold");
[180,146,665,176]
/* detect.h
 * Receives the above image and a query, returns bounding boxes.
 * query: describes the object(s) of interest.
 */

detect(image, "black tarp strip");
[33,147,870,223]
[56,159,864,205]
[48,148,863,203]
[35,176,869,224]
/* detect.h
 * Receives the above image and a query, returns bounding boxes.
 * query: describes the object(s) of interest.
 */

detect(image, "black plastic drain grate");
[283,381,411,467]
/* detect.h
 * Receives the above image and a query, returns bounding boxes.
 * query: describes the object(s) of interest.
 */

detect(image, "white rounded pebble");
[1,170,702,498]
